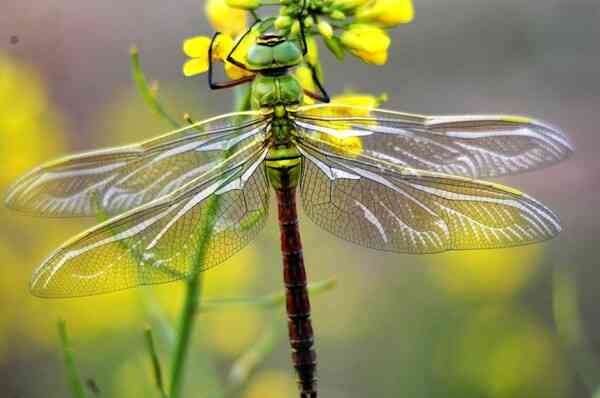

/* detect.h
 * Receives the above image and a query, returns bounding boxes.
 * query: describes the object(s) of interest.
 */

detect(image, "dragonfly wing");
[297,142,561,253]
[30,144,270,297]
[5,112,269,217]
[294,104,573,178]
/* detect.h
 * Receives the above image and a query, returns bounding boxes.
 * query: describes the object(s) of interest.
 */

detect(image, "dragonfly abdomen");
[276,183,318,398]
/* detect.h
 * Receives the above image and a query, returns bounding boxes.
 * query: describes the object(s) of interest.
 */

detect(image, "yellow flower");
[304,93,388,156]
[331,93,387,110]
[319,94,381,157]
[295,37,320,104]
[206,0,247,37]
[428,246,542,298]
[317,20,334,39]
[323,134,364,157]
[0,53,66,187]
[296,66,316,105]
[356,0,414,27]
[340,24,391,65]
[226,29,259,79]
[182,32,253,79]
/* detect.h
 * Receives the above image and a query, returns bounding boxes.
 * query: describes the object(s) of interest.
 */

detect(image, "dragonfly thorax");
[251,73,303,109]
[247,34,305,110]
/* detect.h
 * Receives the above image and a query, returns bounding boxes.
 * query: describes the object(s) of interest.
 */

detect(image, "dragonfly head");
[246,34,303,73]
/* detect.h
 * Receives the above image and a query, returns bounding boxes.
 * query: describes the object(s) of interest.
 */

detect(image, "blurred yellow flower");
[206,0,248,37]
[433,306,570,398]
[242,370,298,398]
[340,24,391,65]
[205,308,263,356]
[428,246,542,298]
[356,0,414,27]
[317,20,334,39]
[275,16,293,30]
[0,53,66,187]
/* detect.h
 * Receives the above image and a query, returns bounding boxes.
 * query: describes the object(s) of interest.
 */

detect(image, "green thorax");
[246,34,304,190]
[251,74,303,110]
[264,105,302,190]
[247,34,304,110]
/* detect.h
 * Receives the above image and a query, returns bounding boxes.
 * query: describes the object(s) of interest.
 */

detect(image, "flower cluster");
[182,0,413,79]
[274,0,413,65]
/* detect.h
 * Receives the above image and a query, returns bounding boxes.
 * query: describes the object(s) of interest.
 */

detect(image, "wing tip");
[518,191,563,240]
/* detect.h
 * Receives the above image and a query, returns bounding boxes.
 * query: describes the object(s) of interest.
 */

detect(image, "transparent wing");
[297,141,561,254]
[5,111,269,217]
[30,143,270,297]
[294,104,573,178]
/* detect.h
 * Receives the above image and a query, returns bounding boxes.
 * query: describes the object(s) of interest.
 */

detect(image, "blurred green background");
[1,0,599,397]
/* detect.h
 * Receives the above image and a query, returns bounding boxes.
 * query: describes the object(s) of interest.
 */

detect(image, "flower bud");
[225,0,261,9]
[275,15,293,29]
[329,9,346,20]
[331,0,370,11]
[304,16,314,28]
[317,20,334,39]
[355,0,414,27]
[290,20,301,35]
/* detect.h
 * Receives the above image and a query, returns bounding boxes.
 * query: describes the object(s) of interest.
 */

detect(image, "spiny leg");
[224,20,262,73]
[208,32,256,90]
[303,62,330,103]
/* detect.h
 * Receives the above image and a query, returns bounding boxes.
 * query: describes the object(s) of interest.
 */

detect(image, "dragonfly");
[4,25,573,398]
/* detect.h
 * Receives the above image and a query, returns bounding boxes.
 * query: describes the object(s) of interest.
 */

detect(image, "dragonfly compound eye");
[247,37,303,71]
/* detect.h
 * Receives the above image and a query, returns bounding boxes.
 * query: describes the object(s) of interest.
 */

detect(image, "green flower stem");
[169,85,252,398]
[198,278,337,312]
[168,253,205,398]
[145,327,168,398]
[130,46,180,129]
[222,321,281,398]
[553,269,600,395]
[57,320,87,398]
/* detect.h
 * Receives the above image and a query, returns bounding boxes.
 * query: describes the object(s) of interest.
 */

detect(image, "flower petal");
[206,0,247,37]
[224,61,254,79]
[340,25,390,53]
[356,0,414,27]
[213,34,234,60]
[183,36,212,58]
[352,49,388,65]
[183,59,209,76]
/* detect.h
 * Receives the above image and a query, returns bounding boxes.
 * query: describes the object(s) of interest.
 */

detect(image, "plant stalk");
[168,84,252,398]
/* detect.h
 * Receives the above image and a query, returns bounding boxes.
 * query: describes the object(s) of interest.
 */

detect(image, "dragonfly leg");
[224,20,262,73]
[208,32,256,90]
[298,0,309,57]
[303,62,330,103]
